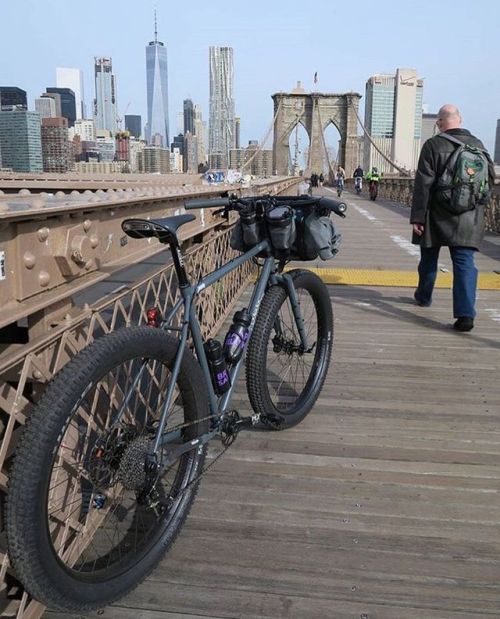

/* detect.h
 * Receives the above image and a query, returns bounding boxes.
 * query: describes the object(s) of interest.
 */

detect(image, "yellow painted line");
[294,268,500,290]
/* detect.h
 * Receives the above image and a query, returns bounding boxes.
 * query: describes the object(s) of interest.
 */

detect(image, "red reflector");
[146,307,159,327]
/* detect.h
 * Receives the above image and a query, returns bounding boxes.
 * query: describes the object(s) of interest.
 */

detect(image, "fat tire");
[246,269,333,429]
[7,326,208,612]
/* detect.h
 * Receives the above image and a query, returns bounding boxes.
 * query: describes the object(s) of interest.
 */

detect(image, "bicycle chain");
[155,411,239,501]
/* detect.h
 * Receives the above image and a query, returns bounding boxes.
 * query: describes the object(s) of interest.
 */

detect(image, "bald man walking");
[410,104,495,331]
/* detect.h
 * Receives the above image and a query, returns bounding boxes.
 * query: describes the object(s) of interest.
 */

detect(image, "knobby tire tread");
[7,326,207,612]
[246,269,333,429]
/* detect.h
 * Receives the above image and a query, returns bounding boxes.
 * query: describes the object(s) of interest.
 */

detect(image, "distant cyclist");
[365,166,381,201]
[353,165,364,194]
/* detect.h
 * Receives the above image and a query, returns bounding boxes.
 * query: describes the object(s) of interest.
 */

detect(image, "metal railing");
[0,177,299,618]
[351,178,500,234]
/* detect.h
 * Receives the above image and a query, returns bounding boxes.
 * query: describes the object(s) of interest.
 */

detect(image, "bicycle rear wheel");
[246,269,333,428]
[7,326,208,612]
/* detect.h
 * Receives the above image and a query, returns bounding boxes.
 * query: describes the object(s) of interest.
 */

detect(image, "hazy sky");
[2,0,498,152]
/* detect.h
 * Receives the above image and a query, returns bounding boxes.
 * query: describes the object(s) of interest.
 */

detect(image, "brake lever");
[212,207,226,217]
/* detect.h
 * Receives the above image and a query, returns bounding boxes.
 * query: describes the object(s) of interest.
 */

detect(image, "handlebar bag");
[265,205,296,256]
[240,208,266,246]
[298,213,342,260]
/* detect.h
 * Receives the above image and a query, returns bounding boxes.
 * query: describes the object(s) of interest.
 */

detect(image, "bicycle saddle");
[122,214,196,244]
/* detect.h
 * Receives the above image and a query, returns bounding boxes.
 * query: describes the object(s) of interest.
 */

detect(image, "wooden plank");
[41,189,500,617]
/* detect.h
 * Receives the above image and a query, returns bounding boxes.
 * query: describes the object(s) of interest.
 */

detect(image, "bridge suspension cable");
[240,99,283,172]
[348,100,411,176]
[315,98,337,177]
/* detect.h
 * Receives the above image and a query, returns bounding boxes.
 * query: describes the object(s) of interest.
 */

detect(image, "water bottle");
[204,339,231,395]
[223,308,251,364]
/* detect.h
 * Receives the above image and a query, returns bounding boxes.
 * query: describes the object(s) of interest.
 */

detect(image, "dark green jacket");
[410,128,496,248]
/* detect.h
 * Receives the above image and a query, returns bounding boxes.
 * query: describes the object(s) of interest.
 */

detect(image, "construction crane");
[116,101,131,131]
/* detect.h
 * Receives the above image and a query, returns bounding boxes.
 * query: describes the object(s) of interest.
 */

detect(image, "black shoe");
[453,317,474,332]
[414,292,431,307]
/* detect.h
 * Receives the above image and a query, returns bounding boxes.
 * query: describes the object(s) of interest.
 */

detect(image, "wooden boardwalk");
[48,189,500,619]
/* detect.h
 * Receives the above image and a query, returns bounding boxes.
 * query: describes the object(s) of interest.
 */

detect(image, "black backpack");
[435,133,490,214]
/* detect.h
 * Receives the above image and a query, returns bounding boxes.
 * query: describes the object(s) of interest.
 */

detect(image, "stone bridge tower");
[272,90,362,177]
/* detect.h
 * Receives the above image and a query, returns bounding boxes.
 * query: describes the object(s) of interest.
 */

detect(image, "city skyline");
[2,0,499,153]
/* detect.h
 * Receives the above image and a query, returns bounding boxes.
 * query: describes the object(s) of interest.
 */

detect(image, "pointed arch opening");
[287,121,310,176]
[322,121,342,183]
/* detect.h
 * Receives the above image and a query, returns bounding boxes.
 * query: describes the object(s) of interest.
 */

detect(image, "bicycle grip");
[184,197,231,209]
[319,196,347,216]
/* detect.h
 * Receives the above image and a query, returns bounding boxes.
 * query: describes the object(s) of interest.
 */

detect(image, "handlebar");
[184,194,347,218]
[185,197,231,209]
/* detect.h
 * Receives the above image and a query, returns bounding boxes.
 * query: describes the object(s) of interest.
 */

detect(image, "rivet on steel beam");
[37,227,50,242]
[96,189,105,195]
[90,235,99,248]
[71,190,80,198]
[23,251,36,269]
[55,191,66,200]
[83,219,92,232]
[33,369,43,380]
[19,188,31,196]
[107,192,119,201]
[84,189,93,195]
[38,270,50,287]
[31,197,46,208]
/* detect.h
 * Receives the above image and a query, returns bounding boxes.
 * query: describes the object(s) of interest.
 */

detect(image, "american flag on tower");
[314,72,318,84]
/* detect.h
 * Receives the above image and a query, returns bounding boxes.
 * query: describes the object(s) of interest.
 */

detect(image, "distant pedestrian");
[410,104,495,331]
[297,178,310,196]
[319,173,324,187]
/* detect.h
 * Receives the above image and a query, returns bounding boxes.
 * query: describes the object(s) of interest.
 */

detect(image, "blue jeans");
[415,246,478,318]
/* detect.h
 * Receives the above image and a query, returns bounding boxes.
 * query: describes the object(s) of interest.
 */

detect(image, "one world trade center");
[146,13,169,147]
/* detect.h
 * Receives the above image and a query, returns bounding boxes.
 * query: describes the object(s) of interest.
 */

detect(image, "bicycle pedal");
[261,412,285,431]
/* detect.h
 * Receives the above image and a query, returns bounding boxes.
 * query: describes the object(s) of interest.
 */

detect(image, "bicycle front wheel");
[7,326,208,612]
[246,269,333,428]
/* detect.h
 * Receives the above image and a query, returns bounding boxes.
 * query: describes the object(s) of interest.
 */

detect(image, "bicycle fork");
[272,273,310,353]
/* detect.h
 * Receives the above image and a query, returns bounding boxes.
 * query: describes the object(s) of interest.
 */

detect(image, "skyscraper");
[495,119,500,164]
[56,67,86,119]
[46,87,77,127]
[41,117,72,172]
[94,57,118,134]
[125,114,142,138]
[35,96,56,119]
[421,112,439,144]
[235,116,241,149]
[0,87,27,110]
[364,68,423,173]
[183,99,194,135]
[0,110,43,172]
[146,13,169,147]
[209,46,235,169]
[42,92,62,117]
[194,104,206,168]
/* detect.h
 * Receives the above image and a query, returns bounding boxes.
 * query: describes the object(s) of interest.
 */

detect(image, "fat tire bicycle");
[7,193,346,612]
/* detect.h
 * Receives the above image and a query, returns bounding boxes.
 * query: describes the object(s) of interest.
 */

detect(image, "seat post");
[169,239,190,288]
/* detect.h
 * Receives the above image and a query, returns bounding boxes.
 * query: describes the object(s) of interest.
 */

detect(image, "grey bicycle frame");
[119,236,311,461]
